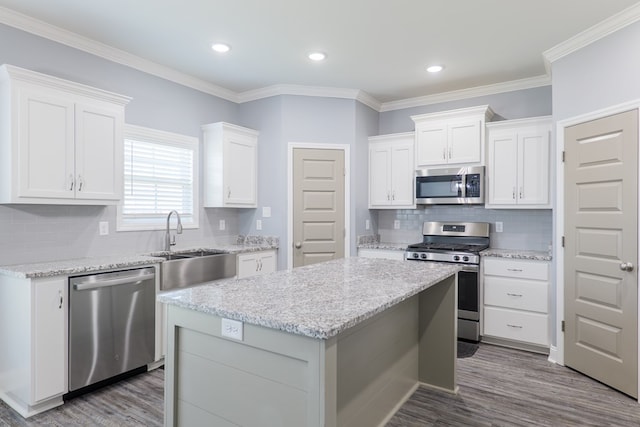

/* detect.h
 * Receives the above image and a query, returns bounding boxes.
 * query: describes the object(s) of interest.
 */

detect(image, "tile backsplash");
[377,206,552,252]
[0,204,242,266]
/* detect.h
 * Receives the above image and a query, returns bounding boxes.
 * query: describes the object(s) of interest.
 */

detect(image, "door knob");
[294,242,302,249]
[620,262,634,272]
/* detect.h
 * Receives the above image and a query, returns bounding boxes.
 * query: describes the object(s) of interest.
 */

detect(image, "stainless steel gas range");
[406,221,489,342]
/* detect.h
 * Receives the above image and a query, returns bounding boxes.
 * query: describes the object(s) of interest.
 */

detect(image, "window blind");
[122,138,195,227]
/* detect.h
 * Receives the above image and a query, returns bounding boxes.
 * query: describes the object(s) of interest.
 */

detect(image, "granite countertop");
[357,242,408,251]
[0,255,163,279]
[0,235,280,279]
[480,248,552,261]
[158,257,460,340]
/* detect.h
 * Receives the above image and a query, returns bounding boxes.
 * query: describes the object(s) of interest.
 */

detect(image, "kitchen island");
[158,257,460,427]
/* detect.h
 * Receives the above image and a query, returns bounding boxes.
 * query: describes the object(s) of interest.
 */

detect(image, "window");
[117,124,199,231]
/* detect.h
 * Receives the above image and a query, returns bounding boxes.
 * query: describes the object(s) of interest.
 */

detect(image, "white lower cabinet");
[237,250,277,278]
[482,257,550,350]
[0,275,67,417]
[357,248,406,261]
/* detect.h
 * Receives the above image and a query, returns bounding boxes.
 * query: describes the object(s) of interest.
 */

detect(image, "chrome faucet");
[165,210,183,251]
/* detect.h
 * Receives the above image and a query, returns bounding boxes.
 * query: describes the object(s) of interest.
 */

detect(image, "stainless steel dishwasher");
[68,267,156,392]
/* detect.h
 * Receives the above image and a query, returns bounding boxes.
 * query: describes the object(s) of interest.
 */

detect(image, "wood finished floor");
[1,343,639,426]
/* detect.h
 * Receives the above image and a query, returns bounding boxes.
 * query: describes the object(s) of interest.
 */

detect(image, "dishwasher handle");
[73,272,155,291]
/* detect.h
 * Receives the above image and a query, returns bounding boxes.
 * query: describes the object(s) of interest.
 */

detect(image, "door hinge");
[562,151,565,162]
[562,236,565,247]
[561,320,565,332]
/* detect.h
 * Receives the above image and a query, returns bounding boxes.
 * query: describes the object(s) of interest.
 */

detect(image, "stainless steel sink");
[159,251,236,291]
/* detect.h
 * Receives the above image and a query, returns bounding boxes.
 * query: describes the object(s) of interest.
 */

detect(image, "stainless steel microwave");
[415,166,484,205]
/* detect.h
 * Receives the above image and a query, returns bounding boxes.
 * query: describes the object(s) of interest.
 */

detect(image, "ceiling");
[0,0,639,106]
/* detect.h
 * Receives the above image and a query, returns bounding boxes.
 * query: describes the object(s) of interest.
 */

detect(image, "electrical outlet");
[365,219,370,230]
[393,220,400,230]
[262,207,271,218]
[99,221,109,236]
[495,221,503,233]
[256,219,262,230]
[221,318,243,340]
[219,219,226,230]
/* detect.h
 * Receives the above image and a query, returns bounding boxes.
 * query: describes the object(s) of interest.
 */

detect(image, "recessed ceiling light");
[211,43,231,53]
[308,52,326,61]
[426,65,444,73]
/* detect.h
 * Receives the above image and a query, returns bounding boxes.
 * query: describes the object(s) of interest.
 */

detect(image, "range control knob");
[412,253,419,259]
[462,256,469,262]
[453,255,460,261]
[420,253,427,259]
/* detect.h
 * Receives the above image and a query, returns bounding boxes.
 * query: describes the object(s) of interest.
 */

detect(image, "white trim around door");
[554,99,640,402]
[287,142,351,270]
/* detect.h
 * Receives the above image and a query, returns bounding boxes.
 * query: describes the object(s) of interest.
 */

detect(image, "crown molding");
[0,6,239,103]
[543,2,640,71]
[0,5,559,114]
[379,75,551,112]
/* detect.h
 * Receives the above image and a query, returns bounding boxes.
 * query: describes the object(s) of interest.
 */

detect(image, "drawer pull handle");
[507,293,523,297]
[507,268,523,272]
[507,324,523,329]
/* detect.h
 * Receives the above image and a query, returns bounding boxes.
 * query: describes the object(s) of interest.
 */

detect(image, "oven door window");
[458,270,478,313]
[416,175,463,199]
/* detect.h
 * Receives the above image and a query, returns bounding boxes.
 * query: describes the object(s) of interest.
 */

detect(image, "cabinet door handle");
[512,187,516,200]
[448,147,452,159]
[392,191,395,201]
[519,187,523,199]
[77,175,83,192]
[387,191,390,201]
[58,290,63,309]
[442,148,446,160]
[507,268,523,272]
[506,293,523,297]
[507,324,523,329]
[227,187,231,198]
[69,174,75,191]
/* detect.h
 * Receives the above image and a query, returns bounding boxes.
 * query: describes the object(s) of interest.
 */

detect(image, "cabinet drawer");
[483,306,548,346]
[483,258,548,281]
[484,276,548,313]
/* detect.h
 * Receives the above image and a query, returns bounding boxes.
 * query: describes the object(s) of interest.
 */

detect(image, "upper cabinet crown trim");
[201,121,259,137]
[411,104,495,124]
[0,64,131,106]
[485,115,552,130]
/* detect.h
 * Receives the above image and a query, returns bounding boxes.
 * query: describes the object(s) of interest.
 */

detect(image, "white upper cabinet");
[0,65,130,205]
[486,117,551,209]
[412,105,494,168]
[368,132,415,209]
[202,122,259,208]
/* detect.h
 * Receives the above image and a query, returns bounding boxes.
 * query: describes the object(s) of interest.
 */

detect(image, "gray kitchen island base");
[163,274,457,427]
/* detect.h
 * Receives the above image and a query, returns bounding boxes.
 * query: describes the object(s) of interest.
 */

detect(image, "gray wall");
[238,95,378,268]
[552,21,640,121]
[549,21,640,348]
[0,23,242,265]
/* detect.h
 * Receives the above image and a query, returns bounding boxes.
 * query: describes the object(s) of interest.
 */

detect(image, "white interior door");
[564,109,638,398]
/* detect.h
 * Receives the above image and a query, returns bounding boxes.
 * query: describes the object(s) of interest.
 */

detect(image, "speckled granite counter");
[0,235,279,279]
[0,255,162,279]
[158,257,459,339]
[480,248,552,261]
[356,234,409,251]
